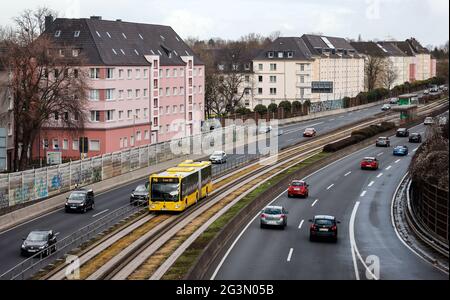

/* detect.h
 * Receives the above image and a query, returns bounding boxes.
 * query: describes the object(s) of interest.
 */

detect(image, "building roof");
[253,37,314,60]
[42,17,204,66]
[350,41,407,57]
[301,34,357,55]
[380,38,430,57]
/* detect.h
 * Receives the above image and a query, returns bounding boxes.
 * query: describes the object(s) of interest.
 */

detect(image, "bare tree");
[365,55,386,91]
[1,37,89,171]
[380,59,398,92]
[13,6,58,45]
[205,74,225,117]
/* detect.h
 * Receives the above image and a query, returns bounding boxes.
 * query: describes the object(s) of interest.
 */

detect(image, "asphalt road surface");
[213,112,448,280]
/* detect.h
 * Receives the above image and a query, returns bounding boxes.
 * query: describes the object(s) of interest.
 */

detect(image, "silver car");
[209,151,227,164]
[260,206,288,229]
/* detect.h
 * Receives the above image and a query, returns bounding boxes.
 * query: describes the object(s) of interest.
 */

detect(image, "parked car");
[360,157,379,170]
[389,98,399,104]
[130,184,149,205]
[260,206,288,229]
[376,137,391,147]
[381,104,391,111]
[409,133,422,143]
[396,128,409,137]
[287,180,309,198]
[423,89,430,95]
[309,215,340,242]
[393,145,409,156]
[430,85,439,93]
[303,128,317,137]
[209,151,227,164]
[21,230,57,257]
[65,188,95,213]
[424,117,434,126]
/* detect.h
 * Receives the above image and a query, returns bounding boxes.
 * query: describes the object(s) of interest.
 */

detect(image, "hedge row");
[323,122,396,152]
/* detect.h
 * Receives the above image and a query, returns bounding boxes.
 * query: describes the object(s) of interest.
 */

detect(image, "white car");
[259,126,272,134]
[209,151,227,164]
[389,98,398,104]
[423,89,430,95]
[381,104,391,111]
[424,117,434,125]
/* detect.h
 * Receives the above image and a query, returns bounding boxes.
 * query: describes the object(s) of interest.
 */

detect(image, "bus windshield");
[151,182,180,202]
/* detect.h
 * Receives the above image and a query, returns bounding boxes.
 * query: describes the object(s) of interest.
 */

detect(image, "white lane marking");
[93,209,109,218]
[350,201,379,280]
[368,181,375,187]
[377,173,383,178]
[326,184,334,190]
[298,220,304,229]
[386,165,392,170]
[344,171,352,177]
[329,119,336,121]
[311,199,319,207]
[395,159,401,164]
[360,191,367,197]
[413,147,418,152]
[377,152,384,157]
[287,248,294,262]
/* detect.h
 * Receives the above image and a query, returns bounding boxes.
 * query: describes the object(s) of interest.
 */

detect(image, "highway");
[0,102,394,275]
[213,113,448,280]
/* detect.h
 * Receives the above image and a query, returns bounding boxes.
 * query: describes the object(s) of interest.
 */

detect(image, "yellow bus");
[149,160,213,212]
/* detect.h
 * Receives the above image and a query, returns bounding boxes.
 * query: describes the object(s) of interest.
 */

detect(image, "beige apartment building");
[251,35,365,111]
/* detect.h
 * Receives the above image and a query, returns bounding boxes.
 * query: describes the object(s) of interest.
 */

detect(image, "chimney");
[45,15,54,31]
[90,16,102,20]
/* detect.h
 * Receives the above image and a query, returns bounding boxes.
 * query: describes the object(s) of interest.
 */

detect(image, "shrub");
[279,101,292,113]
[254,104,267,115]
[268,103,278,113]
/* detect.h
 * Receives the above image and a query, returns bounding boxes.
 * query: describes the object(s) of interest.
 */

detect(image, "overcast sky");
[0,0,448,47]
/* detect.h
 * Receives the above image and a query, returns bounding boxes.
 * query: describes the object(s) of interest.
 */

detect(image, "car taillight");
[310,224,317,230]
[261,214,266,218]
[280,214,285,219]
[331,226,337,231]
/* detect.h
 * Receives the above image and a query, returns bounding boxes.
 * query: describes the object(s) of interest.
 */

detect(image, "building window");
[127,69,132,79]
[180,104,184,113]
[137,131,142,141]
[90,68,100,79]
[55,31,61,37]
[173,105,178,113]
[90,111,100,122]
[288,52,293,58]
[7,123,12,136]
[120,138,124,148]
[173,87,178,95]
[188,112,192,121]
[278,52,283,58]
[153,117,158,126]
[119,90,124,99]
[43,139,49,149]
[63,139,68,150]
[198,85,202,93]
[127,110,132,119]
[270,64,277,71]
[159,88,163,96]
[72,49,79,57]
[52,139,59,150]
[300,76,305,83]
[54,112,59,120]
[180,68,184,77]
[106,89,114,100]
[89,140,100,151]
[166,87,170,96]
[159,106,163,115]
[143,89,148,97]
[119,110,124,120]
[258,88,263,95]
[106,110,114,121]
[144,130,149,140]
[144,108,148,118]
[188,96,192,104]
[124,137,128,148]
[72,140,79,151]
[106,68,114,79]
[143,69,148,78]
[173,69,177,77]
[258,64,263,71]
[136,69,140,79]
[127,89,132,99]
[268,52,274,58]
[270,88,277,95]
[159,69,162,78]
[300,64,305,71]
[180,87,184,95]
[153,99,158,108]
[245,75,250,83]
[118,69,124,79]
[259,76,263,82]
[166,106,170,114]
[270,76,277,83]
[136,89,141,98]
[166,69,170,78]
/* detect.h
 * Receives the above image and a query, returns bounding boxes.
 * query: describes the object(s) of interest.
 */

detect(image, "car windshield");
[212,151,223,156]
[264,208,282,215]
[364,159,375,163]
[134,185,147,192]
[292,182,305,186]
[306,128,314,132]
[378,137,387,141]
[69,192,85,201]
[315,219,334,226]
[26,232,48,242]
[151,183,180,202]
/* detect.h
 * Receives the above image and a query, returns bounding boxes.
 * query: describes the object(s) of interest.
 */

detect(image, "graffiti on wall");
[310,99,344,114]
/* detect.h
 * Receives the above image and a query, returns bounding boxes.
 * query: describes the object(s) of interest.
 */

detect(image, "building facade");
[32,16,204,160]
[0,54,14,171]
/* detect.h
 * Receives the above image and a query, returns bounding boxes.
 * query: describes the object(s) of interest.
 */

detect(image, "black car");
[396,128,409,137]
[130,184,149,205]
[21,230,57,257]
[309,215,340,242]
[65,188,95,213]
[409,133,422,143]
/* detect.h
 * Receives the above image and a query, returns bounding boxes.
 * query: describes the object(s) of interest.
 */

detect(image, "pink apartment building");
[32,16,205,160]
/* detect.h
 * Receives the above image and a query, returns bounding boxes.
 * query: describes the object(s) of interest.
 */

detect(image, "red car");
[360,157,379,170]
[288,180,309,198]
[303,128,317,137]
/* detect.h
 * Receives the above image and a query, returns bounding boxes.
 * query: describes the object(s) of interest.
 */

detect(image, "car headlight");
[80,203,85,206]
[131,193,135,198]
[39,245,46,250]
[175,204,180,209]
[151,205,156,209]
[21,244,26,249]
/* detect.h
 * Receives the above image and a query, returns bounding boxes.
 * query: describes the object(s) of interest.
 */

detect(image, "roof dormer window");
[106,32,111,38]
[120,49,125,55]
[278,52,284,58]
[74,31,80,38]
[175,36,180,42]
[160,35,165,41]
[96,31,101,37]
[139,34,144,40]
[268,51,274,58]
[55,31,61,37]
[134,49,139,55]
[122,33,127,39]
[112,49,118,55]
